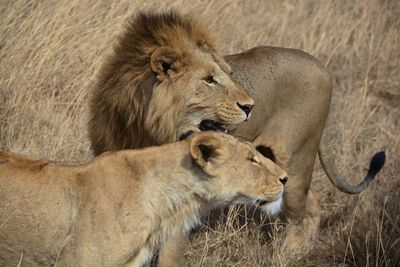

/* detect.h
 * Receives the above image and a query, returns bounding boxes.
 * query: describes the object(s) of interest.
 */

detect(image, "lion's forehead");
[191,52,226,74]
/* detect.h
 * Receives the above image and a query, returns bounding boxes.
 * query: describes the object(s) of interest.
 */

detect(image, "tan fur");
[0,132,286,267]
[220,45,383,257]
[88,11,384,266]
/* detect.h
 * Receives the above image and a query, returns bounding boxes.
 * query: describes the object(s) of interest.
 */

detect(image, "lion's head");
[89,11,253,155]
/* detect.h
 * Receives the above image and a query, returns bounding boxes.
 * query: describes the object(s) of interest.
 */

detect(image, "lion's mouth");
[178,120,229,141]
[199,120,228,133]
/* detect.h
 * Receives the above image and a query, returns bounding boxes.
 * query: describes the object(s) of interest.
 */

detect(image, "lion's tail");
[318,122,386,194]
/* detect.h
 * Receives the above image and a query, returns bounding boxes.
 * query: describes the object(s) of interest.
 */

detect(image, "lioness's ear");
[190,133,227,175]
[150,46,182,81]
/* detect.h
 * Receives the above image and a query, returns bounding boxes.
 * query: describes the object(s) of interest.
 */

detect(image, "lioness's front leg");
[282,171,320,254]
[158,233,188,267]
[253,129,322,255]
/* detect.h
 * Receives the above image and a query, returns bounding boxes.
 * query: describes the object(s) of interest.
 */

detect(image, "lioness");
[88,11,385,265]
[0,132,286,267]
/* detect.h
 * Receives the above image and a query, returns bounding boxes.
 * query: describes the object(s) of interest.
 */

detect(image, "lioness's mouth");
[199,120,228,133]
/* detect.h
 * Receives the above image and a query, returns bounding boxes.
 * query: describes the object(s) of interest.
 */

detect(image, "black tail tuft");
[367,151,386,177]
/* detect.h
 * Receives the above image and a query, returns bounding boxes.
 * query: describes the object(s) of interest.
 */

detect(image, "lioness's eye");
[203,75,217,84]
[250,155,259,164]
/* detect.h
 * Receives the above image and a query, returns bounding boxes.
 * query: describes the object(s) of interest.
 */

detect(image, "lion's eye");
[250,155,259,164]
[203,75,217,84]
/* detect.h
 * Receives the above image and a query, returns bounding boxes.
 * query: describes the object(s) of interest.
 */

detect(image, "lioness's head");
[89,11,253,153]
[189,132,287,215]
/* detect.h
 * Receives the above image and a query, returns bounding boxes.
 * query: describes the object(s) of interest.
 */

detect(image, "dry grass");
[1,0,399,266]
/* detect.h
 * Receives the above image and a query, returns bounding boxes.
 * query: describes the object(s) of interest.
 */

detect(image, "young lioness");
[0,132,286,267]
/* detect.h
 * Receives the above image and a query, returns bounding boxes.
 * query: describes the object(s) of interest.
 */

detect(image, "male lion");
[88,11,385,265]
[88,12,254,153]
[0,132,286,267]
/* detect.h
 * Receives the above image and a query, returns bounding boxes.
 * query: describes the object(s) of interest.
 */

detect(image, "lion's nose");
[279,176,288,185]
[237,102,253,117]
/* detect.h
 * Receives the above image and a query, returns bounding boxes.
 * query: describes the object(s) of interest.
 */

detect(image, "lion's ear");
[189,133,227,175]
[150,46,182,81]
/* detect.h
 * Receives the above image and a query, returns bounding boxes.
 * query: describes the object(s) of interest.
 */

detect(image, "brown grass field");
[1,0,399,266]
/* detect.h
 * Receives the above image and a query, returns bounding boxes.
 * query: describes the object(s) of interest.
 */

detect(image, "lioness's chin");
[262,196,283,216]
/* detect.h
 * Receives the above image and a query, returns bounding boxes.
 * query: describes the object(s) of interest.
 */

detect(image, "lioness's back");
[0,155,78,266]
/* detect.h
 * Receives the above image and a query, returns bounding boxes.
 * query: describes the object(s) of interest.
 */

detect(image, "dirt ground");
[1,0,399,266]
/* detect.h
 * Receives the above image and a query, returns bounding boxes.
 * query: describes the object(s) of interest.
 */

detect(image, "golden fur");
[88,11,253,154]
[88,11,385,266]
[0,132,286,267]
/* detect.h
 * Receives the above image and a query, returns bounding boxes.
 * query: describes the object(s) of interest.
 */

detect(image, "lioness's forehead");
[240,140,253,146]
[238,140,255,153]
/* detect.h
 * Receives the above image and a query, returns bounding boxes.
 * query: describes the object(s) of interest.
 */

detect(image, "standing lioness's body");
[225,46,384,249]
[0,132,286,267]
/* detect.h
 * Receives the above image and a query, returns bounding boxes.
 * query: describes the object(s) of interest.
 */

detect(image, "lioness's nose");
[279,176,288,185]
[237,102,253,116]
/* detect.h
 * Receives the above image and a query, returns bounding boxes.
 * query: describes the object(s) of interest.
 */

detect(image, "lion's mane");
[89,11,218,155]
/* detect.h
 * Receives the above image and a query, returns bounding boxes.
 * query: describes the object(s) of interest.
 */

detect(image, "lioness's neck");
[124,141,213,257]
[140,140,212,219]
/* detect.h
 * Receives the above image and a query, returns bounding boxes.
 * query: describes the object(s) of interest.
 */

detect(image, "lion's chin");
[178,130,196,141]
[198,120,229,133]
[178,120,232,141]
[177,126,201,141]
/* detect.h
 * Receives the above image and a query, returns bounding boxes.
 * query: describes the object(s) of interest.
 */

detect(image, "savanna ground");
[1,0,399,266]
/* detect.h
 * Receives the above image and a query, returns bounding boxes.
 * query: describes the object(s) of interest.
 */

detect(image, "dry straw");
[1,0,399,266]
